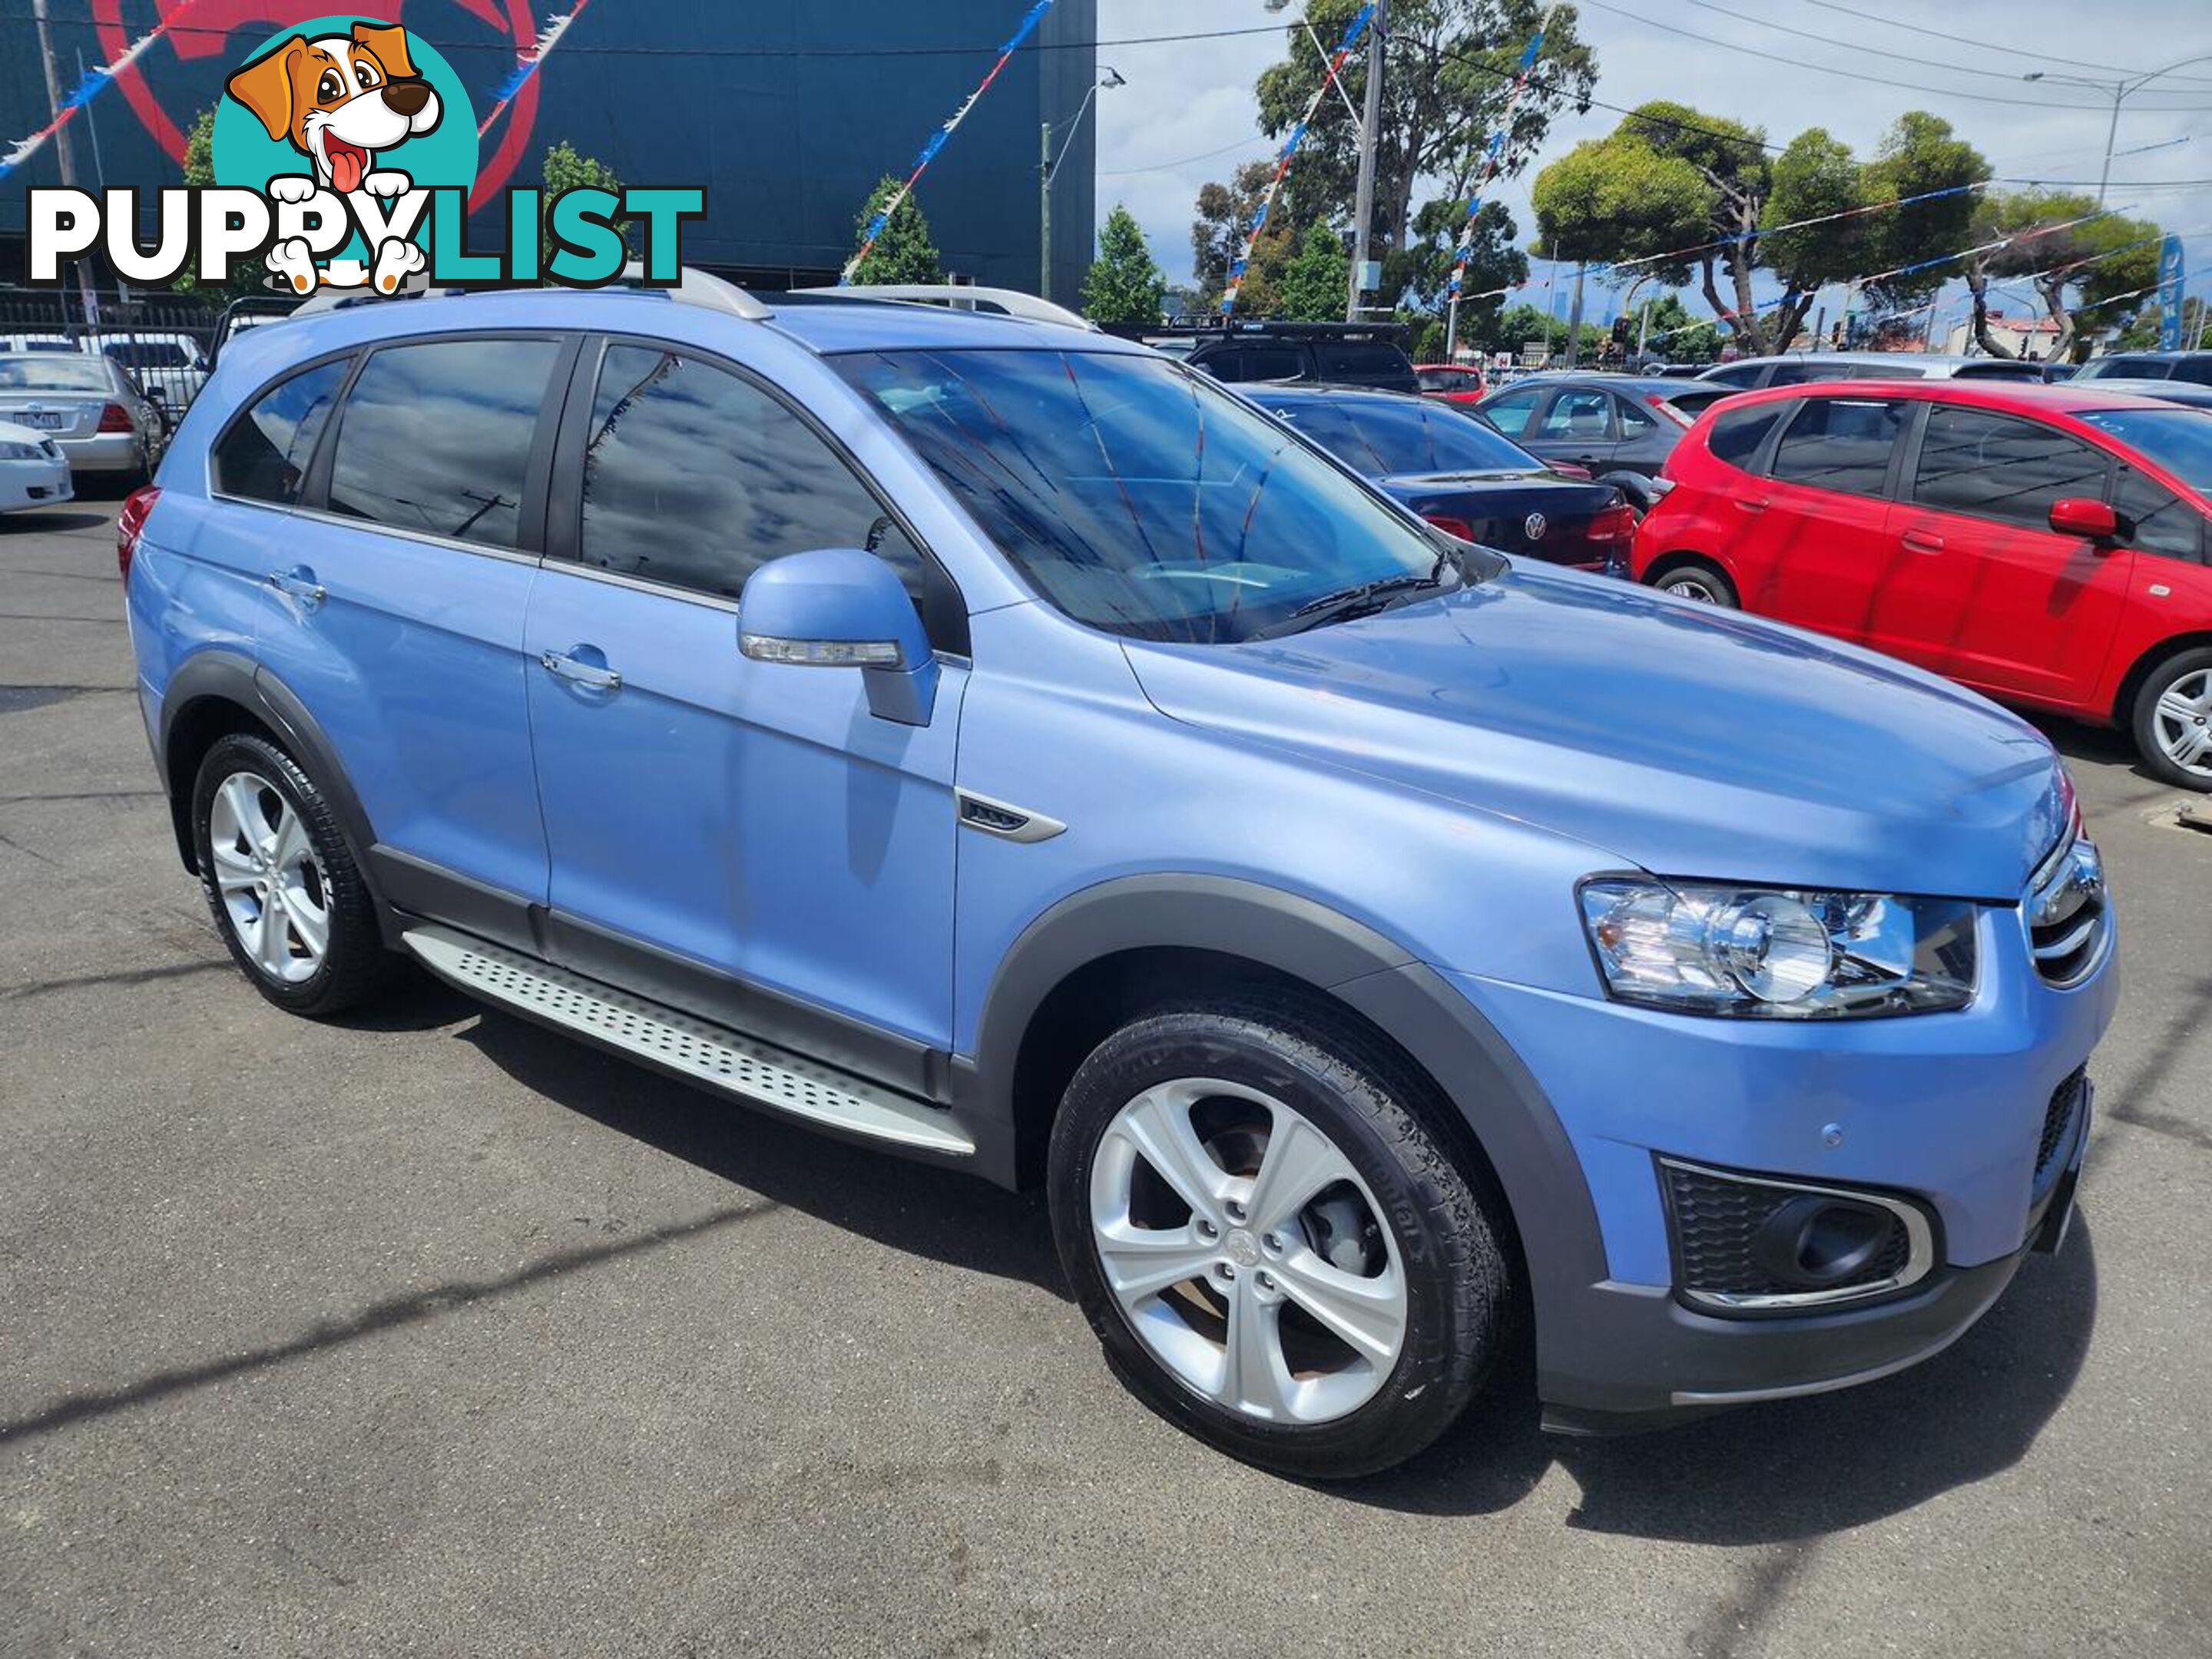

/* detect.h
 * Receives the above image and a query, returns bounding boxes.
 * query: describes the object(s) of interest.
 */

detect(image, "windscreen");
[0,357,109,392]
[2075,406,2212,495]
[835,348,1492,644]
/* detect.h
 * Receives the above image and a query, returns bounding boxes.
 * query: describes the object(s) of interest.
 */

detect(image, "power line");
[1670,0,2154,91]
[1788,0,2212,84]
[1572,0,2212,111]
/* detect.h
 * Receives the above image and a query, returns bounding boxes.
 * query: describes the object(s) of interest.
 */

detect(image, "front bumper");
[1441,900,2115,1426]
[0,456,73,510]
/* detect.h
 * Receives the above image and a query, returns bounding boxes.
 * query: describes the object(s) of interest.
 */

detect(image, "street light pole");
[2023,55,2212,208]
[1041,65,1124,302]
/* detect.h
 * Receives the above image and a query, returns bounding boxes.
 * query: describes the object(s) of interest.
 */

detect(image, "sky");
[1089,0,2212,341]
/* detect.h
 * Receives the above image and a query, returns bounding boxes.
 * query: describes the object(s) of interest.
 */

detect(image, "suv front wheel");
[190,733,391,1015]
[1048,998,1513,1478]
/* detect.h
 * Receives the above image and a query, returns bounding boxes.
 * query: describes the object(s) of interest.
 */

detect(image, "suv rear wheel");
[2131,646,2212,790]
[1048,998,1512,1478]
[190,733,391,1015]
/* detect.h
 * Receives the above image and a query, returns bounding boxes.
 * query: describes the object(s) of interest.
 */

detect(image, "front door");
[522,339,965,1078]
[1520,386,1621,473]
[1878,404,2132,704]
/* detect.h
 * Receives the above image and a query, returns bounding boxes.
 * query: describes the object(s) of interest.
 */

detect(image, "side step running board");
[402,925,974,1157]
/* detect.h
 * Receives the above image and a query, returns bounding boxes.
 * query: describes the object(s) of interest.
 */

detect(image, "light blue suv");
[121,274,2116,1476]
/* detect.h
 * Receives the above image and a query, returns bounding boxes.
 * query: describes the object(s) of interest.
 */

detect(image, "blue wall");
[0,0,1097,297]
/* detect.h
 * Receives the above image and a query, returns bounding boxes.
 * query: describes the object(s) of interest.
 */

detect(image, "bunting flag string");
[1219,3,1372,319]
[1443,5,1555,353]
[478,0,603,139]
[0,0,211,183]
[843,0,1058,283]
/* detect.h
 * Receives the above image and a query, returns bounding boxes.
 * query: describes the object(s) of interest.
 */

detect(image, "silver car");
[0,351,160,487]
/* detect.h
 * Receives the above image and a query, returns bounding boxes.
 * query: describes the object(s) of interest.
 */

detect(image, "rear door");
[1884,404,2130,704]
[1518,386,1620,472]
[1735,393,1912,640]
[246,333,571,945]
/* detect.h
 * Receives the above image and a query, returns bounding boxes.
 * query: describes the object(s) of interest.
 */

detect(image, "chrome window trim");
[208,494,544,569]
[1659,1156,1937,1313]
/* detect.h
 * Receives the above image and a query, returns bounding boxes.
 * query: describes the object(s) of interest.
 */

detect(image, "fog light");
[1750,1195,1897,1288]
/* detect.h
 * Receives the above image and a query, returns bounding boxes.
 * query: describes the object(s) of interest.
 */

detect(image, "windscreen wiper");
[1248,549,1462,641]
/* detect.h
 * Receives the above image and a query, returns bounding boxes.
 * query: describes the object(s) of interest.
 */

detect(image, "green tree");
[1192,161,1287,312]
[1393,197,1528,357]
[1855,112,1990,314]
[1081,205,1167,325]
[1252,0,1597,262]
[174,107,259,297]
[543,141,631,265]
[1276,222,1350,321]
[1963,189,2159,361]
[849,175,943,285]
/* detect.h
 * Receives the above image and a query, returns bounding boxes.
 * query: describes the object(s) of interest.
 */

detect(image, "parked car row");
[1632,378,2212,789]
[0,349,164,499]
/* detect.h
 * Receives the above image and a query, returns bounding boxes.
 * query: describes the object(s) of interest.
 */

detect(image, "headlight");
[1579,879,1979,1018]
[0,441,45,461]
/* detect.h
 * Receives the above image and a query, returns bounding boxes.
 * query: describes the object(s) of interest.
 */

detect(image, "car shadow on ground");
[365,973,2098,1543]
[0,508,113,535]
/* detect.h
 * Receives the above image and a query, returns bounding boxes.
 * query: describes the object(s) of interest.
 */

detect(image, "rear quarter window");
[1704,401,1788,471]
[1313,342,1411,382]
[211,358,350,506]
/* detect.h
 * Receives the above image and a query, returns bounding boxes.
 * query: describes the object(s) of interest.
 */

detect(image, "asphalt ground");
[2,498,2207,1658]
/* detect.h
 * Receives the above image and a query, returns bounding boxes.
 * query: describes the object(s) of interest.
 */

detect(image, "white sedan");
[0,417,75,513]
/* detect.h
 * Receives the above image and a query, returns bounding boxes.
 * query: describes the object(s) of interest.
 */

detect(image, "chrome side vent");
[2023,833,2108,988]
[956,790,1065,843]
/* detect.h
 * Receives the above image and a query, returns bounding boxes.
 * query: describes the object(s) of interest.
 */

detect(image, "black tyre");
[1648,557,1737,608]
[190,732,392,1016]
[2129,646,2212,791]
[1048,997,1514,1479]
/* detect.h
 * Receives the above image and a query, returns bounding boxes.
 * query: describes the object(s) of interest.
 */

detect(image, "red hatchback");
[1415,363,1486,404]
[1632,380,2212,788]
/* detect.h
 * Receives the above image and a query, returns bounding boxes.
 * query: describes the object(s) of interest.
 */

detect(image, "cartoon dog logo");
[224,22,442,293]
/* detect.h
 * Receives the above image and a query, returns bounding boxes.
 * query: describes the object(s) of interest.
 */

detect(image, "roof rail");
[618,263,775,321]
[803,283,1094,330]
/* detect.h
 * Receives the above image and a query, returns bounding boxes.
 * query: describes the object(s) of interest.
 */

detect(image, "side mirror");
[738,547,939,727]
[2048,497,2118,541]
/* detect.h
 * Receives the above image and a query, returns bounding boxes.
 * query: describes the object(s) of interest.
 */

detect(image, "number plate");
[16,411,65,430]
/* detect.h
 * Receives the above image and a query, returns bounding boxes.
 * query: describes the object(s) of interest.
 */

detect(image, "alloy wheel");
[2151,667,2212,779]
[1088,1078,1407,1425]
[206,770,331,984]
[1662,573,1725,603]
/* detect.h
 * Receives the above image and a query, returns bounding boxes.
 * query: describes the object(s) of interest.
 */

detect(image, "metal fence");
[0,286,228,413]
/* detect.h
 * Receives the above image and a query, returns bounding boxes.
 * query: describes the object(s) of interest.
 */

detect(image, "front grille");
[1662,1161,1922,1311]
[2024,833,2108,988]
[2035,1068,2087,1184]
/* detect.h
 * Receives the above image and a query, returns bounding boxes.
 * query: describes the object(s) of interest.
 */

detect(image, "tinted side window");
[212,357,349,506]
[1912,407,2108,528]
[1482,389,1541,435]
[1706,402,1786,469]
[2180,359,2212,387]
[1616,396,1658,436]
[327,338,560,548]
[2114,464,2206,562]
[1702,363,1763,389]
[1539,389,1615,440]
[576,345,925,603]
[1769,396,1907,495]
[1240,345,1306,382]
[1313,342,1409,381]
[1851,362,1927,379]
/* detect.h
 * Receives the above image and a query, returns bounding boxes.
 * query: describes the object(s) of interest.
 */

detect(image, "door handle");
[1734,497,1769,515]
[1901,529,1945,554]
[539,650,622,691]
[264,567,325,608]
